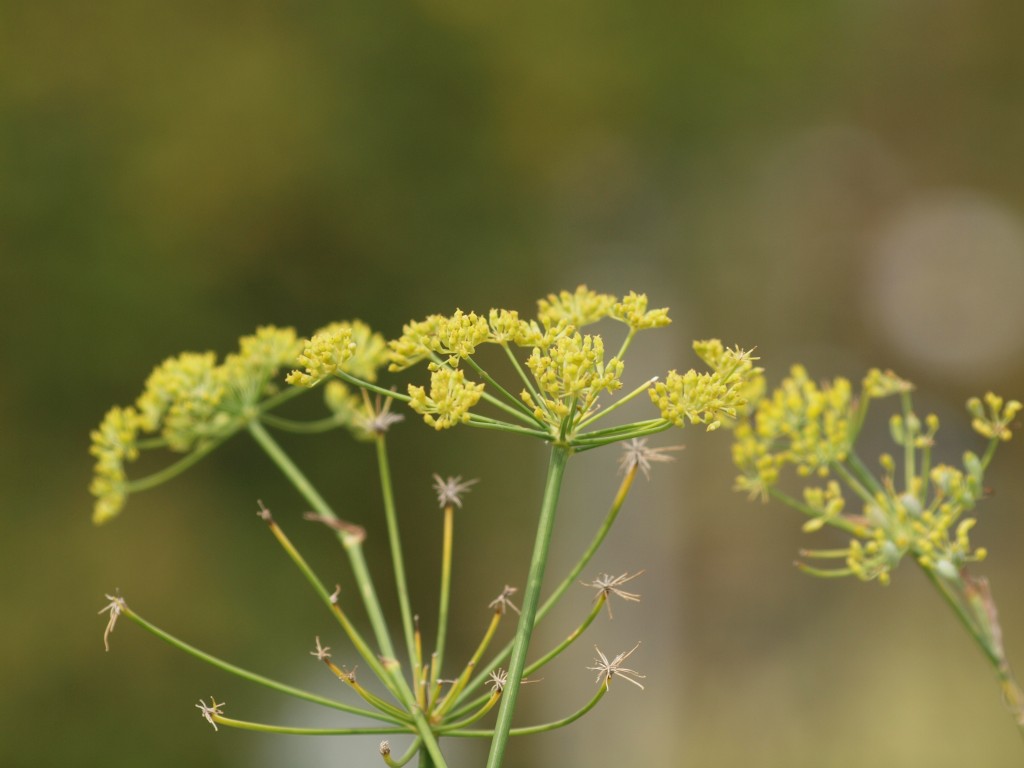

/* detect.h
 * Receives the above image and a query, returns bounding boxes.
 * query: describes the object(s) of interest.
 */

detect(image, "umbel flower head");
[385,285,757,440]
[730,364,1017,587]
[89,326,301,524]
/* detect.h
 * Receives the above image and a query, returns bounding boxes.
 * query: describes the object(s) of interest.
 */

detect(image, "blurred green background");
[3,2,1024,766]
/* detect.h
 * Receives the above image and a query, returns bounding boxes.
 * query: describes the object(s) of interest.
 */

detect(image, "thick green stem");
[463,463,637,699]
[484,445,571,768]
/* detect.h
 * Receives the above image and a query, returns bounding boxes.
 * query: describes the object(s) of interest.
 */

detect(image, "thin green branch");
[211,715,408,736]
[375,434,419,678]
[125,435,229,493]
[246,420,398,664]
[259,412,345,434]
[119,604,402,724]
[448,683,607,738]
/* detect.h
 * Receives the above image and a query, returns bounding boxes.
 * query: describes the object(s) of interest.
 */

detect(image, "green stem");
[768,487,863,536]
[120,604,402,723]
[501,342,555,424]
[464,355,545,426]
[463,463,638,699]
[212,716,408,736]
[259,412,345,434]
[125,435,228,493]
[448,683,607,738]
[484,445,571,768]
[375,435,418,677]
[435,504,454,682]
[576,376,658,430]
[246,420,397,663]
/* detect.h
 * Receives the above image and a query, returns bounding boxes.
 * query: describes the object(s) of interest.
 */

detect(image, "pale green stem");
[435,504,454,682]
[524,593,604,677]
[119,604,402,723]
[768,487,863,536]
[375,434,418,677]
[211,715,408,736]
[465,414,551,439]
[259,412,345,433]
[433,610,502,720]
[573,420,673,452]
[485,445,571,768]
[125,435,228,493]
[384,739,423,768]
[246,420,397,663]
[979,436,1001,473]
[463,462,638,699]
[464,355,545,426]
[435,694,501,733]
[334,371,412,403]
[258,510,404,701]
[900,393,916,492]
[576,376,659,430]
[845,452,887,500]
[832,460,881,509]
[500,342,555,424]
[448,684,607,738]
[614,327,638,361]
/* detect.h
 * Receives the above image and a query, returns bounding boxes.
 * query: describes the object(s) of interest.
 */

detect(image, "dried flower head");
[489,585,520,615]
[98,593,126,652]
[488,668,508,693]
[588,642,646,690]
[310,636,331,661]
[196,697,226,731]
[618,438,682,480]
[583,571,644,618]
[432,474,479,509]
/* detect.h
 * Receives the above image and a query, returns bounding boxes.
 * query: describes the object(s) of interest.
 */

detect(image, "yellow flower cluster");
[968,392,1022,441]
[523,333,624,419]
[733,363,1015,586]
[536,285,617,329]
[287,321,387,387]
[649,340,761,431]
[610,290,671,331]
[89,326,301,524]
[389,285,676,432]
[408,367,485,430]
[89,406,141,524]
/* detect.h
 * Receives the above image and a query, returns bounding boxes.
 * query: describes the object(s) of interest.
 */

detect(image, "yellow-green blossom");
[135,351,229,451]
[536,285,616,329]
[89,406,141,524]
[408,366,485,430]
[431,310,491,365]
[862,368,913,399]
[288,321,386,387]
[524,333,623,419]
[968,392,1022,441]
[649,340,759,431]
[388,315,444,372]
[488,308,545,348]
[610,291,671,331]
[220,326,302,410]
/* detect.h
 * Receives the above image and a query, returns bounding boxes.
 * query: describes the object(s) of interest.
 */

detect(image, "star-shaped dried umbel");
[588,642,646,690]
[432,474,479,509]
[488,584,520,615]
[618,438,682,479]
[582,571,644,618]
